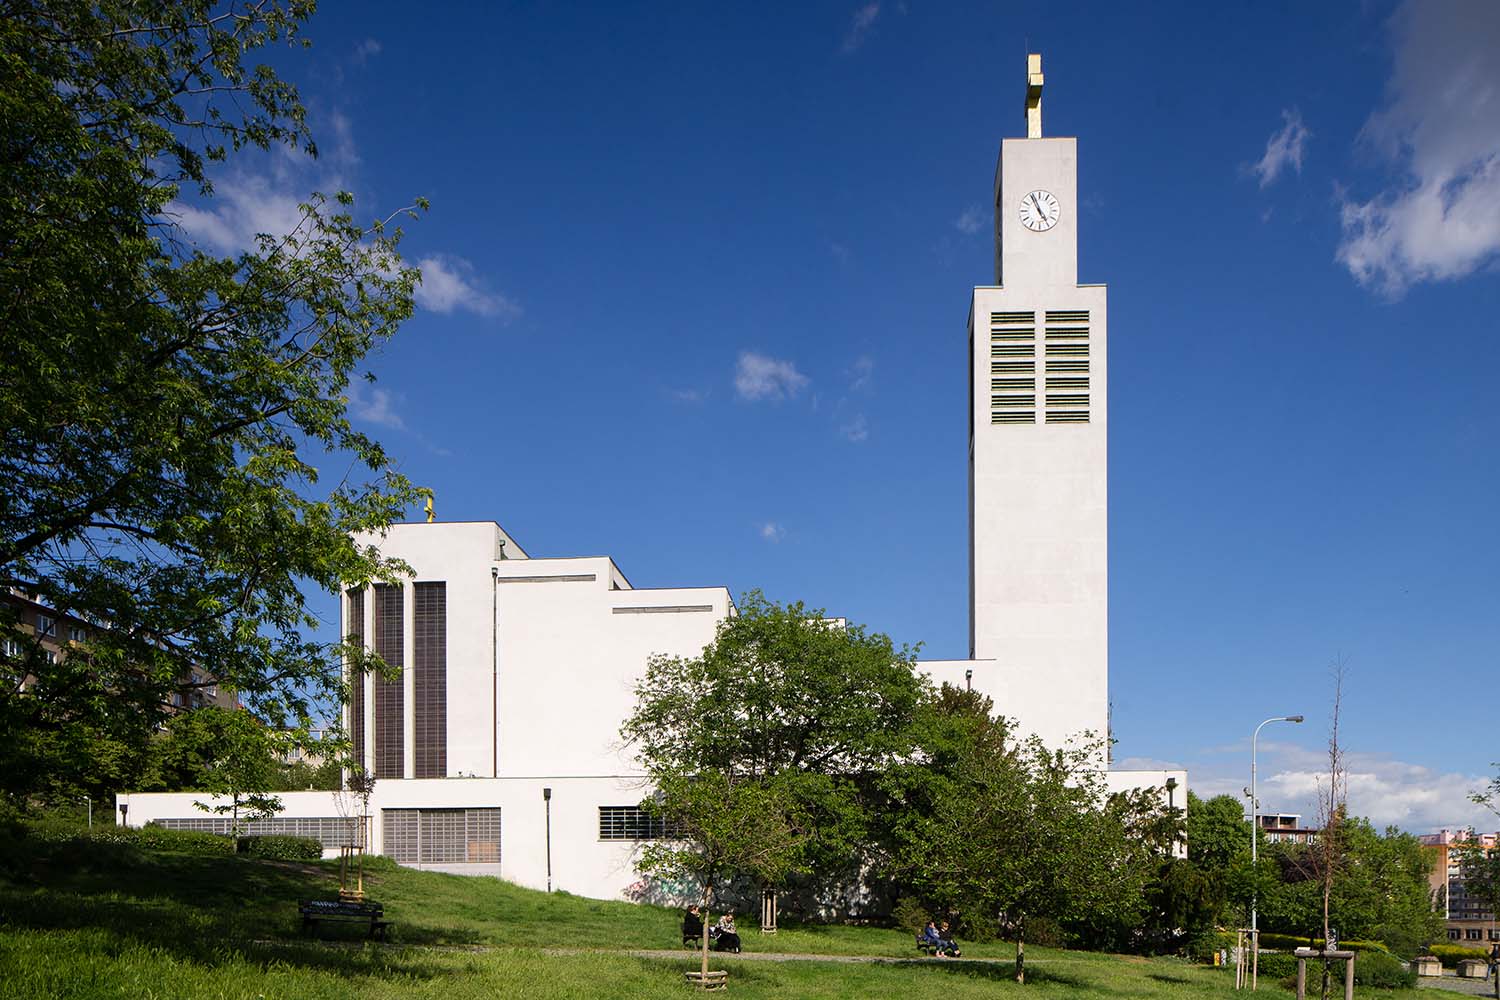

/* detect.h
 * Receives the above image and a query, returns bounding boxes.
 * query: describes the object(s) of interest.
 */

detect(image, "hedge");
[1256,932,1390,954]
[1258,950,1416,991]
[1428,943,1491,966]
[25,820,234,855]
[236,834,323,860]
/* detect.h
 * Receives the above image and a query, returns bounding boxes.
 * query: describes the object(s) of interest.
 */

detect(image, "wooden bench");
[298,899,391,941]
[915,933,939,956]
[683,970,728,991]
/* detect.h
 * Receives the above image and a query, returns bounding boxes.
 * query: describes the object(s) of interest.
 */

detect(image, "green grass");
[0,828,1429,999]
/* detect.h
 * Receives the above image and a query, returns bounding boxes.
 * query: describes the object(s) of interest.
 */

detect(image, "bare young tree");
[1308,662,1349,999]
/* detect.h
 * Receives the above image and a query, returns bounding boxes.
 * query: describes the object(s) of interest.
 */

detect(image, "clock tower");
[969,54,1109,752]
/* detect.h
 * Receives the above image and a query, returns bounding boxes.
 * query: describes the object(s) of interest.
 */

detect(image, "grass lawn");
[0,830,1427,999]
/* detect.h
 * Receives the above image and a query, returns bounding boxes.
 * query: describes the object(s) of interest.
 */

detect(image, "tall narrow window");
[413,581,447,779]
[346,588,366,775]
[373,583,404,779]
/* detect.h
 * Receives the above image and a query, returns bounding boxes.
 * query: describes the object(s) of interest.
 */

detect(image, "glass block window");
[382,808,500,865]
[153,815,359,849]
[412,582,447,779]
[346,587,366,775]
[373,583,404,779]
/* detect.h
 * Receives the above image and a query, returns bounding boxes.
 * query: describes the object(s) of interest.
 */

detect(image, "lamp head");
[1287,715,1304,723]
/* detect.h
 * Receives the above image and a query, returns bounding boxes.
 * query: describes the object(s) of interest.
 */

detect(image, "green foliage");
[141,706,288,830]
[0,0,426,805]
[1256,932,1390,953]
[623,591,926,909]
[236,834,322,860]
[15,815,233,857]
[890,897,930,933]
[1353,950,1417,989]
[894,720,1150,982]
[1428,943,1491,966]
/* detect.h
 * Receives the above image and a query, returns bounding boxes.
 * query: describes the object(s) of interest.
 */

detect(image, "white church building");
[118,56,1186,899]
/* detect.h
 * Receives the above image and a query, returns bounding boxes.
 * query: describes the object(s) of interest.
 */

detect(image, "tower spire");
[1025,52,1043,138]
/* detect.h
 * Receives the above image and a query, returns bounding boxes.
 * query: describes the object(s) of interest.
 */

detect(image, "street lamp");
[1250,714,1303,990]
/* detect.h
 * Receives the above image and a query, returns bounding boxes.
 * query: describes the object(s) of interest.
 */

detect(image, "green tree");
[621,590,926,911]
[0,0,425,803]
[146,706,287,833]
[899,729,1149,983]
[639,770,806,981]
[1186,791,1256,925]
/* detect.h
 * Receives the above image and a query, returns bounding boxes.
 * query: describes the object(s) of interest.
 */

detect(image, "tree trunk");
[701,885,712,982]
[1015,916,1026,985]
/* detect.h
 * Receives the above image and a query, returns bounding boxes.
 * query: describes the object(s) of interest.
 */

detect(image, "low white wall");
[119,775,663,900]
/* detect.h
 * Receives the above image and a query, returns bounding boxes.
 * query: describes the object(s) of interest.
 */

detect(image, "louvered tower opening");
[989,311,1035,424]
[1044,309,1090,423]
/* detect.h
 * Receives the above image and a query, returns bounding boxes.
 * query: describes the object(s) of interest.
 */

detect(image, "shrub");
[236,834,323,860]
[1188,929,1237,963]
[890,897,929,934]
[130,825,235,855]
[1353,950,1416,989]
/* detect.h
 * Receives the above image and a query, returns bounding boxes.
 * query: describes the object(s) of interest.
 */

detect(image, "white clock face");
[1019,189,1060,232]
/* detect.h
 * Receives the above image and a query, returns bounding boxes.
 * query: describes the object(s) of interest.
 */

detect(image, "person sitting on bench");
[712,910,741,953]
[683,904,704,946]
[920,920,944,954]
[937,920,962,958]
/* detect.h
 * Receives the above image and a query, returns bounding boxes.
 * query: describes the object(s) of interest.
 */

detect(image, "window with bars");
[413,582,447,779]
[347,588,365,775]
[373,584,404,779]
[382,808,501,864]
[154,815,360,849]
[598,805,683,841]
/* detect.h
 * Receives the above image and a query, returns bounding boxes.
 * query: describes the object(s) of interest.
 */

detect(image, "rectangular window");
[68,625,86,643]
[382,808,500,864]
[1449,929,1461,940]
[155,815,358,849]
[413,582,447,779]
[43,649,58,665]
[373,583,404,779]
[598,805,682,841]
[2,637,19,658]
[36,614,55,637]
[1467,929,1483,941]
[347,588,366,775]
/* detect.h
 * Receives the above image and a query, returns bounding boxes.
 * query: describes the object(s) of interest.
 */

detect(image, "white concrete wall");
[970,131,1109,755]
[346,523,730,780]
[118,776,666,898]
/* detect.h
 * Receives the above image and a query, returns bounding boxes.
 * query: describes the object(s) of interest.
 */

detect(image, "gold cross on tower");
[1025,53,1044,139]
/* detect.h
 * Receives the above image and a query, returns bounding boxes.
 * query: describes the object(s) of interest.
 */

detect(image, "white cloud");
[1251,108,1311,188]
[829,241,852,266]
[670,387,707,403]
[839,414,869,442]
[841,2,880,53]
[347,382,405,429]
[734,352,809,401]
[1182,740,1495,833]
[172,173,320,256]
[760,521,786,543]
[954,205,985,235]
[1336,0,1500,296]
[414,255,521,320]
[353,38,382,64]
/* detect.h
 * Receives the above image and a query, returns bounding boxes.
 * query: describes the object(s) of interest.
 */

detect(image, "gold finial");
[424,496,435,523]
[1026,53,1044,139]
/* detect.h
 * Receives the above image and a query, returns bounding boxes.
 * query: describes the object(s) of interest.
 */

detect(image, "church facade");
[118,56,1185,899]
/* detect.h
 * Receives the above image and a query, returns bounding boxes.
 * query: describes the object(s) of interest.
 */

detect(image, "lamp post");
[1250,714,1303,990]
[542,787,553,893]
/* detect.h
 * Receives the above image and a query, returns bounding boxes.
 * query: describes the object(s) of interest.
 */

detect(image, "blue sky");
[184,1,1500,832]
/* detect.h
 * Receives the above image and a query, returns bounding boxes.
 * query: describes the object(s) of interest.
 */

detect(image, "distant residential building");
[1419,829,1500,943]
[1256,812,1318,845]
[2,590,237,712]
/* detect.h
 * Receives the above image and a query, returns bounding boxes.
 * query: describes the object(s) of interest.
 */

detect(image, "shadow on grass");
[1147,972,1193,985]
[0,832,469,981]
[885,959,1089,989]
